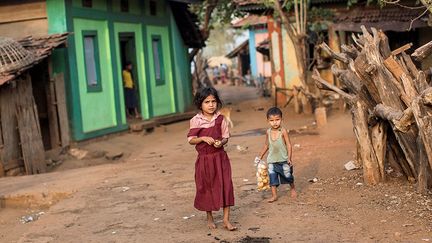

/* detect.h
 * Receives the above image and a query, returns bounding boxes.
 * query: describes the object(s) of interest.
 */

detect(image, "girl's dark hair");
[193,87,223,110]
[266,107,283,118]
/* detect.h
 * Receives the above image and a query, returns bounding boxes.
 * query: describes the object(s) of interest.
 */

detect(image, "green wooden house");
[0,0,203,141]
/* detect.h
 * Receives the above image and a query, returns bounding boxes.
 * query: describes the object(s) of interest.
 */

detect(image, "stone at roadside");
[85,150,107,159]
[6,167,22,176]
[69,148,106,160]
[236,145,248,153]
[129,123,143,132]
[344,160,359,171]
[21,212,44,224]
[105,151,124,160]
[69,148,88,160]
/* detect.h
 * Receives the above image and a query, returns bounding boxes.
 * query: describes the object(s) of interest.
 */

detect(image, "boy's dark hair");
[193,87,222,110]
[266,107,283,118]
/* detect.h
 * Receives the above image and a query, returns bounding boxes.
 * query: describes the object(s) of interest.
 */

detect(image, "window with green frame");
[82,30,102,92]
[151,35,165,86]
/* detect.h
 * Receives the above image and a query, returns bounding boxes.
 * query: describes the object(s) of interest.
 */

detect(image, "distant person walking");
[122,61,141,119]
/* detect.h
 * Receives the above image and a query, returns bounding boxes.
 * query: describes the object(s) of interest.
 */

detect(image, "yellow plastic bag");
[254,157,270,191]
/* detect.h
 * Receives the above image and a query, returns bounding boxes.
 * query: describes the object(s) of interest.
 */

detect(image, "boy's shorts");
[268,161,294,186]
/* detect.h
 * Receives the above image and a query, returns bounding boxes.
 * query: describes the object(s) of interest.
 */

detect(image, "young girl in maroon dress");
[187,87,237,231]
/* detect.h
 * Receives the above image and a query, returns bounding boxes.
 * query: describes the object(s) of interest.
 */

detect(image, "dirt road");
[0,85,431,243]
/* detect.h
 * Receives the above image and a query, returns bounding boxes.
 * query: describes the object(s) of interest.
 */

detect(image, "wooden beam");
[54,73,70,148]
[391,43,412,56]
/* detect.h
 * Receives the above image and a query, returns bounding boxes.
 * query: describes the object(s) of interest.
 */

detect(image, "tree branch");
[412,40,432,61]
[312,69,354,100]
[319,42,349,64]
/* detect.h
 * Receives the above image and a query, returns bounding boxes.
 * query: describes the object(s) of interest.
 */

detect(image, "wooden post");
[53,73,70,148]
[314,107,327,128]
[45,69,61,148]
[15,74,46,174]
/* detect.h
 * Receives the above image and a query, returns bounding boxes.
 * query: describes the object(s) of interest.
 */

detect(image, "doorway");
[119,32,141,120]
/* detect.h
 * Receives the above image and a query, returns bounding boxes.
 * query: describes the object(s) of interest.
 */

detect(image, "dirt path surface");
[1,85,431,243]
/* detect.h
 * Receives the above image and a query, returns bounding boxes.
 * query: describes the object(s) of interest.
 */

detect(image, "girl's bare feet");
[267,196,278,203]
[207,221,217,229]
[206,212,216,229]
[223,221,237,231]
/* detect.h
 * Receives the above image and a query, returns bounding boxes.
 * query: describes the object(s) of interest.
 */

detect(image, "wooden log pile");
[312,26,432,192]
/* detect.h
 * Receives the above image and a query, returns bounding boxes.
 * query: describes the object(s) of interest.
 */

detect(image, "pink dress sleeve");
[187,117,200,142]
[221,117,230,139]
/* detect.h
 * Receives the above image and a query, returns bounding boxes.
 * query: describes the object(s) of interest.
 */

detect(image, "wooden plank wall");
[0,83,22,176]
[15,74,46,174]
[0,0,47,38]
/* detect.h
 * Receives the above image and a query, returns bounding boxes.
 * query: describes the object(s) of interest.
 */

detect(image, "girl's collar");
[198,111,221,121]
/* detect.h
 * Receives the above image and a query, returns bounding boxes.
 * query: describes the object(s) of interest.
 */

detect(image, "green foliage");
[308,7,333,31]
[190,0,245,30]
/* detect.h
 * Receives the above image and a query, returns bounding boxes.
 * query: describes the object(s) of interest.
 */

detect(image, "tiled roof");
[234,0,268,12]
[234,0,263,6]
[333,7,429,32]
[232,15,268,28]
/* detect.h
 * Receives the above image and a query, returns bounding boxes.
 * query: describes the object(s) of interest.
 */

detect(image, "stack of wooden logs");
[312,26,432,192]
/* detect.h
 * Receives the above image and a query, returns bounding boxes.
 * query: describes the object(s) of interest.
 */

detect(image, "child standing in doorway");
[258,107,297,202]
[187,87,237,231]
[122,61,141,119]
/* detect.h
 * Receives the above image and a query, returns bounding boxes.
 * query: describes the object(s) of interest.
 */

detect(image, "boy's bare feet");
[223,221,237,231]
[267,196,278,203]
[291,189,297,199]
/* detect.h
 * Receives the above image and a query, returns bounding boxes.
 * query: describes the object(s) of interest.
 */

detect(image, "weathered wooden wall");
[0,0,47,38]
[0,74,47,177]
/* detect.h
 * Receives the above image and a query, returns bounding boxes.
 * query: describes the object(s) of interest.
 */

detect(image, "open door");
[119,32,141,120]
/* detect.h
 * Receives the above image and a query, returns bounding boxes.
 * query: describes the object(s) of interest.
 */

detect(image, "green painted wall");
[169,10,192,112]
[113,22,149,122]
[46,0,193,141]
[47,0,67,33]
[73,18,117,133]
[73,0,107,10]
[146,25,175,116]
